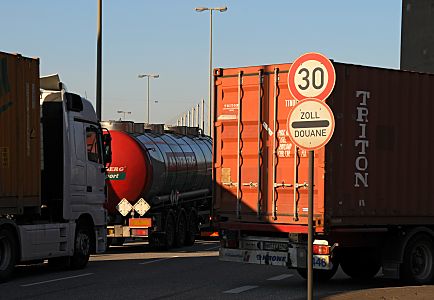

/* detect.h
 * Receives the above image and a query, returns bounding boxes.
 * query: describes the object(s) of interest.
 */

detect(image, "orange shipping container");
[213,62,434,233]
[0,52,40,215]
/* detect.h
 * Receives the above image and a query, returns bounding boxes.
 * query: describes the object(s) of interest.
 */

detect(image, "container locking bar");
[236,71,243,219]
[293,146,299,221]
[257,69,264,218]
[274,183,292,188]
[272,68,279,220]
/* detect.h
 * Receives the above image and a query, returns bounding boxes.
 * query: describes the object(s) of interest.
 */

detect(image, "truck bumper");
[219,247,333,270]
[107,225,150,238]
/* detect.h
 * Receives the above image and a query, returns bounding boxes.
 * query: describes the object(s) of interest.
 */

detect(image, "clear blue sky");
[2,0,402,128]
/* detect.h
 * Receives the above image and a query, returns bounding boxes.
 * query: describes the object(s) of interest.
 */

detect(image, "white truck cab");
[0,72,111,281]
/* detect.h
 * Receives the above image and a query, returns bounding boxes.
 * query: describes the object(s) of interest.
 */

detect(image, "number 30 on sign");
[288,52,336,102]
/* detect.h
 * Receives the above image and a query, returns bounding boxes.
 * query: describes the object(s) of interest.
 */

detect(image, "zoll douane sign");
[287,98,335,151]
[287,52,336,151]
[287,98,335,150]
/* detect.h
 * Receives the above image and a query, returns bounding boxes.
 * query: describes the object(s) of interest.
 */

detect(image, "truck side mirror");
[102,130,112,165]
[65,92,84,112]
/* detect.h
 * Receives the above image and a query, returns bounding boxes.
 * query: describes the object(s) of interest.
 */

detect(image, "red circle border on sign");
[287,52,336,102]
[286,98,335,151]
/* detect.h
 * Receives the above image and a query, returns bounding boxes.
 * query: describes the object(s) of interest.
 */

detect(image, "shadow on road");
[104,238,219,255]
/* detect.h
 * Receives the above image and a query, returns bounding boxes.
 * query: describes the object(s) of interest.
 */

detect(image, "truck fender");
[383,227,434,262]
[381,226,434,278]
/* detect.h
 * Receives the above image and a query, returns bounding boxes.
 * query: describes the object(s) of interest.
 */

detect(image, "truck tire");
[175,211,187,247]
[0,229,17,282]
[296,261,339,282]
[149,233,162,250]
[70,224,92,269]
[164,212,176,250]
[400,234,434,285]
[185,209,197,246]
[340,248,381,280]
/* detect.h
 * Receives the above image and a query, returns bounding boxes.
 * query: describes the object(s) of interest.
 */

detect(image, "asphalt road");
[0,239,420,300]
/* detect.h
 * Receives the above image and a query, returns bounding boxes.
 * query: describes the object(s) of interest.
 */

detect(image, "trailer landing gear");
[185,209,197,246]
[175,211,187,247]
[163,212,176,250]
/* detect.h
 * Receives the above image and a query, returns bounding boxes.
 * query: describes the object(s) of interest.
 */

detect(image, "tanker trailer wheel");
[185,209,198,246]
[175,210,187,247]
[339,247,381,280]
[0,228,17,282]
[70,222,93,269]
[400,234,434,285]
[163,212,176,250]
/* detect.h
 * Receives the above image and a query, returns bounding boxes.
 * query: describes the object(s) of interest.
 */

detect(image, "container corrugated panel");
[213,61,434,233]
[0,52,40,214]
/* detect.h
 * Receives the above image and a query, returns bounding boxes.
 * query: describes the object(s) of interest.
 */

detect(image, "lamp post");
[96,0,102,120]
[117,110,131,121]
[138,74,159,123]
[195,5,227,136]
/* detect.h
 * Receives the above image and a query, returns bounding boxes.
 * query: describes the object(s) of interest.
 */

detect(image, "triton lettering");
[354,91,370,188]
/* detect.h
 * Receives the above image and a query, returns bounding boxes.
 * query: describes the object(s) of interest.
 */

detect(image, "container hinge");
[242,182,258,188]
[295,182,309,189]
[274,183,293,188]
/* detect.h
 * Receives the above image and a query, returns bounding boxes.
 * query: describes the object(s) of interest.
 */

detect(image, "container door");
[214,65,326,229]
[214,70,268,222]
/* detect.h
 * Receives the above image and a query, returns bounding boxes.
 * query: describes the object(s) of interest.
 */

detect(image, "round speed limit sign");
[288,52,336,101]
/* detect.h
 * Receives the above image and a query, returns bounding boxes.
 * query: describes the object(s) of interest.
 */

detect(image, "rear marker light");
[313,244,330,255]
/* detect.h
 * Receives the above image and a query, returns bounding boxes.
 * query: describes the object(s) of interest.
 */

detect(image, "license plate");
[263,242,288,251]
[313,255,330,270]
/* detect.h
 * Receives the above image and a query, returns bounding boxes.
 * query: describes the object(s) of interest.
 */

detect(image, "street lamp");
[194,5,227,136]
[117,110,131,121]
[138,74,160,123]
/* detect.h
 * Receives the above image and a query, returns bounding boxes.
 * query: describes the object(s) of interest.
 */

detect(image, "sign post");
[287,52,336,300]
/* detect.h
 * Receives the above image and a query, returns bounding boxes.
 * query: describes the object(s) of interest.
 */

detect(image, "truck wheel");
[149,233,162,250]
[400,234,434,285]
[175,212,187,247]
[340,248,381,280]
[164,213,176,250]
[70,224,92,269]
[296,261,339,282]
[0,229,17,282]
[185,210,197,246]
